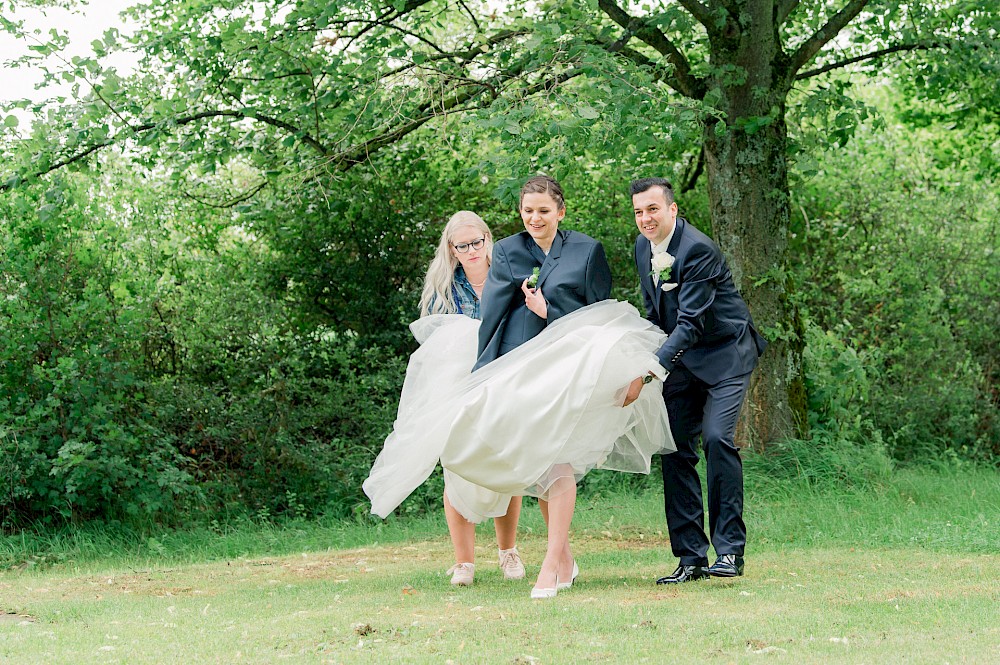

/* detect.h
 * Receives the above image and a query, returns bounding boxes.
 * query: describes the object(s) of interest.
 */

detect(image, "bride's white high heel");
[556,561,579,590]
[530,574,560,599]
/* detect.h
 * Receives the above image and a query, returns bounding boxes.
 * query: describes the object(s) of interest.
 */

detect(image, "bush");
[0,184,198,528]
[745,324,895,491]
[148,328,408,521]
[790,116,999,465]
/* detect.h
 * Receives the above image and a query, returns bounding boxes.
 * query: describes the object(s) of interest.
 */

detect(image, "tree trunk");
[700,6,807,447]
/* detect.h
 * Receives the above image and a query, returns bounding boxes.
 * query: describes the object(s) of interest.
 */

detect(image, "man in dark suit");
[623,177,767,584]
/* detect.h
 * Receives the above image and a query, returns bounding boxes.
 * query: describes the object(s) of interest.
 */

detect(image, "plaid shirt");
[451,267,482,320]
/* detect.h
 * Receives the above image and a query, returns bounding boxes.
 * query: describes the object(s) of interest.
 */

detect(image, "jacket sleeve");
[474,242,517,370]
[585,241,612,303]
[655,241,722,372]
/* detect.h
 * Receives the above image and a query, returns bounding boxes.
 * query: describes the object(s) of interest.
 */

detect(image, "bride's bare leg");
[534,470,577,591]
[444,490,475,564]
[540,494,571,563]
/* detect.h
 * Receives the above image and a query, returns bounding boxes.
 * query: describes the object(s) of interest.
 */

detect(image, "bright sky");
[0,0,139,107]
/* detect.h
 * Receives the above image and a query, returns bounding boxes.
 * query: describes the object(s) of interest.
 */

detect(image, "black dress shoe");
[708,554,745,577]
[656,564,710,585]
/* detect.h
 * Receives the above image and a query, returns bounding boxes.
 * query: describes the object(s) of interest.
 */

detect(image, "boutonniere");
[526,266,540,289]
[661,282,678,292]
[650,251,675,284]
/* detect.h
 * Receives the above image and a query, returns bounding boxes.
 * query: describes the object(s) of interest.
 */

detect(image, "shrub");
[746,324,895,491]
[789,117,999,465]
[0,185,198,529]
[149,329,409,520]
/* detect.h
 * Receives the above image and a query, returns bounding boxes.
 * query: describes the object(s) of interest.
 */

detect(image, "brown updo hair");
[519,175,565,211]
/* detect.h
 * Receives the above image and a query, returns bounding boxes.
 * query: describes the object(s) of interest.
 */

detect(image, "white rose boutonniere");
[650,251,675,283]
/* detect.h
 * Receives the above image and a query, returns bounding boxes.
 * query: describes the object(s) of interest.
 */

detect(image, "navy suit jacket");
[635,217,766,384]
[474,229,612,370]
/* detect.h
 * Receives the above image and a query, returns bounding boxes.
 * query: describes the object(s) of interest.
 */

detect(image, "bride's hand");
[521,277,547,319]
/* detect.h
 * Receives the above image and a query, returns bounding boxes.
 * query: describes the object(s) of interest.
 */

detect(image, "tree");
[3,0,997,445]
[591,0,997,443]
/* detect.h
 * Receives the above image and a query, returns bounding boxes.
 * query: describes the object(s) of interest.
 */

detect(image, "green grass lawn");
[1,468,998,663]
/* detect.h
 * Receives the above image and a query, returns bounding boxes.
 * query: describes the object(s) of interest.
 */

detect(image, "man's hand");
[622,376,645,407]
[521,277,547,319]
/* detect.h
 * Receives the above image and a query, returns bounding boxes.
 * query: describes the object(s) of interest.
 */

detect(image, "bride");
[364,176,674,598]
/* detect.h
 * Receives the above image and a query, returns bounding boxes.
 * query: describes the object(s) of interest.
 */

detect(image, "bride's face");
[520,192,564,248]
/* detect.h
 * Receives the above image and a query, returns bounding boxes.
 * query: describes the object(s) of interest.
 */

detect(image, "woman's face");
[520,192,564,248]
[449,225,489,273]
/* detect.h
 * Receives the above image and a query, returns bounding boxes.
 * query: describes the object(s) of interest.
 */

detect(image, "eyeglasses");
[453,237,486,253]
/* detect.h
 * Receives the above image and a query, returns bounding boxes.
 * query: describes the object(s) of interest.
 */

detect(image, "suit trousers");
[661,365,751,565]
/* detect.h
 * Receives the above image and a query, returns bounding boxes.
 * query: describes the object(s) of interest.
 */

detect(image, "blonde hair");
[419,211,493,316]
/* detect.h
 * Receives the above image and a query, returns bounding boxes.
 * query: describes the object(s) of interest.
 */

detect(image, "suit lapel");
[525,232,547,266]
[635,236,664,320]
[666,217,684,257]
[637,236,654,293]
[535,230,565,291]
[656,218,686,312]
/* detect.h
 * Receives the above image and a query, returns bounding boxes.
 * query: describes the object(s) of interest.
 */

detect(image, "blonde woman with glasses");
[370,211,525,587]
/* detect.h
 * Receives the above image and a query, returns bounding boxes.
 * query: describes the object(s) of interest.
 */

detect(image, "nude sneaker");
[498,547,526,580]
[447,562,475,586]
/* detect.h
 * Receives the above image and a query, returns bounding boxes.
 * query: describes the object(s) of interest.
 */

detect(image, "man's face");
[633,186,678,245]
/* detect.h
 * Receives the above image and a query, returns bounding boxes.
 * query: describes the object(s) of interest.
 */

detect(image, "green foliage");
[891,4,1000,176]
[0,155,414,528]
[0,178,196,528]
[801,325,880,437]
[2,0,998,529]
[143,329,406,521]
[743,324,895,491]
[248,153,504,350]
[790,102,999,465]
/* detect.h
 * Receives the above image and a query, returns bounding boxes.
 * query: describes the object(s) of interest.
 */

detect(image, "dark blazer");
[635,217,766,384]
[475,229,612,370]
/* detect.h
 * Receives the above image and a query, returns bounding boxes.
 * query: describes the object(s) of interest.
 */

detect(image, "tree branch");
[675,0,715,29]
[377,29,525,84]
[681,145,705,193]
[795,41,941,80]
[345,22,450,56]
[1,17,594,191]
[456,0,481,32]
[1,110,329,192]
[233,70,311,82]
[335,59,588,171]
[593,35,689,95]
[178,179,269,209]
[597,0,704,99]
[339,0,436,50]
[789,0,870,77]
[238,110,329,154]
[776,0,801,25]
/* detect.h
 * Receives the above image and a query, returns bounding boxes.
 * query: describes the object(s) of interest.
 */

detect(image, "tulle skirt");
[363,300,675,523]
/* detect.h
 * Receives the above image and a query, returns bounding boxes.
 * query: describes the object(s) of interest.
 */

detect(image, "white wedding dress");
[363,300,675,523]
